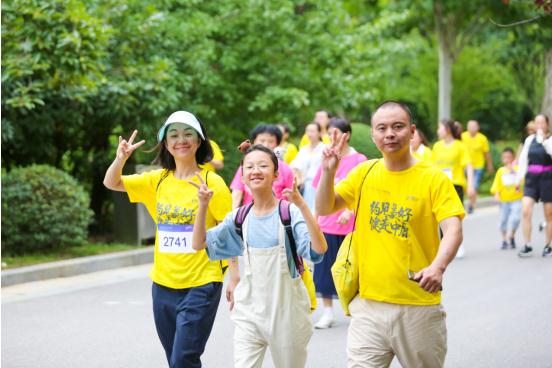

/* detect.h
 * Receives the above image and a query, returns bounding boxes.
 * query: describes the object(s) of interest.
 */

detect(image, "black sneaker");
[539,222,546,232]
[467,205,474,214]
[518,245,533,257]
[501,241,508,250]
[510,237,516,249]
[543,245,552,257]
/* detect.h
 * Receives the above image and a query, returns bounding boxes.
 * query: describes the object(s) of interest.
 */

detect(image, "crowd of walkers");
[103,104,551,367]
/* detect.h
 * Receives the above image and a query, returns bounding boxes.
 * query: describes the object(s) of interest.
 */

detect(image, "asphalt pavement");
[2,204,552,368]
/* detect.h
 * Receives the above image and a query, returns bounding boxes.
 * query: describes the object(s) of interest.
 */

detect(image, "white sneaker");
[314,312,335,329]
[456,245,465,259]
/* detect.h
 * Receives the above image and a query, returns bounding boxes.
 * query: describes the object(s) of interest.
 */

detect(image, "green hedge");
[1,165,94,255]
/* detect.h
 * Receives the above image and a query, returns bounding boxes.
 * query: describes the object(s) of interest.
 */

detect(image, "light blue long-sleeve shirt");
[206,204,323,278]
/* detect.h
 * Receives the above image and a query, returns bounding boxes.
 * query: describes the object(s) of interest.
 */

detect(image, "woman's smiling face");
[165,123,200,160]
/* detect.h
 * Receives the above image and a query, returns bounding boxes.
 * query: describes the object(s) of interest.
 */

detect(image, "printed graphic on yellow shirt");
[369,201,413,238]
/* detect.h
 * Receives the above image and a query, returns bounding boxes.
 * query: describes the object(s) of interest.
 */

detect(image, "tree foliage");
[1,0,548,235]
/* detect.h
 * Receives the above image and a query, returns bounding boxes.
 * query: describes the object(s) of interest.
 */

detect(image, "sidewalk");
[1,197,498,287]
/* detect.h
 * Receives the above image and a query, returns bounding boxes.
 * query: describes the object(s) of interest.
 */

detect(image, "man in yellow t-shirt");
[200,140,224,172]
[490,147,523,249]
[299,110,332,148]
[316,101,464,367]
[461,120,494,213]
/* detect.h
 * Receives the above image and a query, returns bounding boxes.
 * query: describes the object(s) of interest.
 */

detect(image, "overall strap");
[278,200,305,275]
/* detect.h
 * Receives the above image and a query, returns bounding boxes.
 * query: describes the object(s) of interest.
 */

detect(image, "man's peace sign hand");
[321,129,349,173]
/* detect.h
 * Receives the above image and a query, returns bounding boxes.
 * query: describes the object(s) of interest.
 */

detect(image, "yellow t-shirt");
[490,166,523,202]
[336,159,465,305]
[122,168,232,289]
[299,134,331,148]
[200,140,224,172]
[412,144,433,163]
[432,140,471,188]
[461,132,490,169]
[282,142,298,164]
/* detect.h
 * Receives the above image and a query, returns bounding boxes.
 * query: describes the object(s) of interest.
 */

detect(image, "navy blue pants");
[152,282,222,368]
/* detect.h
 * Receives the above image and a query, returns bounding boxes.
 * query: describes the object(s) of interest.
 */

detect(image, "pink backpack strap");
[234,202,254,240]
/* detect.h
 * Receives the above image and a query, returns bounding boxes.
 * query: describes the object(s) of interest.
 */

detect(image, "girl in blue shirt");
[190,143,327,368]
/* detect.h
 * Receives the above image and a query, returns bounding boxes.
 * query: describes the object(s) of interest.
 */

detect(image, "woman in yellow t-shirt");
[103,111,235,367]
[276,123,299,164]
[410,129,432,162]
[432,119,474,258]
[432,119,475,204]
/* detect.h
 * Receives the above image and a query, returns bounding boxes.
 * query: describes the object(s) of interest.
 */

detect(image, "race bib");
[157,224,196,254]
[501,172,516,186]
[442,168,453,180]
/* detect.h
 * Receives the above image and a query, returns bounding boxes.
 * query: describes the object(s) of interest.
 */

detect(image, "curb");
[1,197,498,288]
[1,247,153,287]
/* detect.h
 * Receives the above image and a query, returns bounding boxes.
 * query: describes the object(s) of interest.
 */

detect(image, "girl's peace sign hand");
[321,129,349,173]
[117,130,146,162]
[188,172,214,206]
[282,176,305,207]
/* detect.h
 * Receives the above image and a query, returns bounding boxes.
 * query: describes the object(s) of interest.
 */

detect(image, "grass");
[1,243,144,269]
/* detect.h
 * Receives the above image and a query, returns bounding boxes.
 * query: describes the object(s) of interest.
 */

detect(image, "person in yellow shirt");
[433,119,475,204]
[200,139,224,172]
[103,111,236,368]
[316,101,464,368]
[490,147,523,250]
[462,120,494,213]
[276,123,298,164]
[433,120,474,258]
[410,129,432,162]
[299,110,332,148]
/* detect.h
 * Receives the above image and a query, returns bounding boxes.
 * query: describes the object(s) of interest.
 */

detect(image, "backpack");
[234,200,317,311]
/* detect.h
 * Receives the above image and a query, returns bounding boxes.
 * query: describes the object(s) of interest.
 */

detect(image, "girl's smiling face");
[242,150,278,190]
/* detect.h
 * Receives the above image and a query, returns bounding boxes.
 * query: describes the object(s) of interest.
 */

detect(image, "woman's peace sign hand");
[188,173,214,206]
[117,130,146,162]
[321,129,349,173]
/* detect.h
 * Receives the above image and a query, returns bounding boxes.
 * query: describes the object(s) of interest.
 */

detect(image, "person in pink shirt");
[312,118,367,329]
[231,124,295,208]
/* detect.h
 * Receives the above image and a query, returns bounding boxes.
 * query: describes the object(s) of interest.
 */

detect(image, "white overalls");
[231,215,313,368]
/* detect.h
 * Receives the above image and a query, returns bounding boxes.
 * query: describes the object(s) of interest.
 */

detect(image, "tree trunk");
[438,42,453,121]
[434,0,455,121]
[541,49,552,119]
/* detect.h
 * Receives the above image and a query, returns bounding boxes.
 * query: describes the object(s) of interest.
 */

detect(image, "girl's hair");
[239,143,279,174]
[277,123,291,134]
[150,119,213,170]
[250,124,283,145]
[415,129,429,146]
[328,117,352,136]
[440,119,461,140]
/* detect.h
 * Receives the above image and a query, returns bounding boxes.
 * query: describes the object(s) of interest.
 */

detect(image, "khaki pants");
[347,297,447,368]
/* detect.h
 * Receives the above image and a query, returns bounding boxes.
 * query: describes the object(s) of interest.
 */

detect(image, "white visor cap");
[157,111,205,142]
